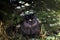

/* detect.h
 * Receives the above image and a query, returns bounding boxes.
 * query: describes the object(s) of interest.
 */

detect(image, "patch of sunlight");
[47,8,50,11]
[29,38,40,40]
[50,23,57,27]
[21,5,25,8]
[57,32,60,36]
[16,6,21,9]
[46,36,56,40]
[19,1,25,4]
[24,3,30,6]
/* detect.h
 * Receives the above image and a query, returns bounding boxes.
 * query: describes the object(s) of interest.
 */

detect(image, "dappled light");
[0,0,60,40]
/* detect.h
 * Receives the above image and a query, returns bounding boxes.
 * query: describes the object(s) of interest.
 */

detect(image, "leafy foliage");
[0,0,60,40]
